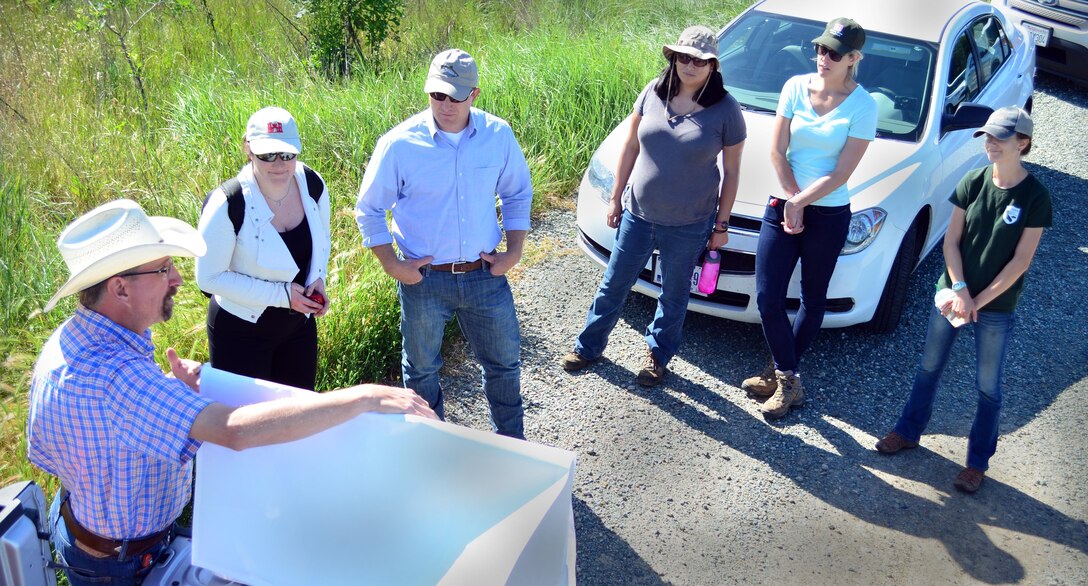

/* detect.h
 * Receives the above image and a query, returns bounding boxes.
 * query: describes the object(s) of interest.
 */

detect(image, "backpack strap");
[302,165,324,204]
[222,178,245,235]
[201,178,244,235]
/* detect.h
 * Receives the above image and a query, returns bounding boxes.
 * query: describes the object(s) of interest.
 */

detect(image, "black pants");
[208,299,318,390]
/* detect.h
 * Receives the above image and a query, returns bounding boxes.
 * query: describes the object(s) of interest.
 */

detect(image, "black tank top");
[278,214,313,287]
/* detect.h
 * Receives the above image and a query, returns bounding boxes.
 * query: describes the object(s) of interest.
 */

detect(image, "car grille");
[1009,0,1088,28]
[728,214,763,232]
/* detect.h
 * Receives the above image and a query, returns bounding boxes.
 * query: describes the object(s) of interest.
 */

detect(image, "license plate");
[1022,21,1051,47]
[652,255,707,296]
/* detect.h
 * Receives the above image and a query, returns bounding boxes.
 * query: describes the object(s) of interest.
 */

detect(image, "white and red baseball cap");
[245,106,302,155]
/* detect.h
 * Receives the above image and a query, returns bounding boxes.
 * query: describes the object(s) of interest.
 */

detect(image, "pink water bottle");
[698,250,721,294]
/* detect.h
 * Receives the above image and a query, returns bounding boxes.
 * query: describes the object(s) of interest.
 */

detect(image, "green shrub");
[302,0,404,77]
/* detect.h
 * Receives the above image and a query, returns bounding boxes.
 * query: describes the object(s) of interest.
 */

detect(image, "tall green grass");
[0,0,747,489]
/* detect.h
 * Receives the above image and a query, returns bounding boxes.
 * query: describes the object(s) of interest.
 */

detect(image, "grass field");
[0,0,746,492]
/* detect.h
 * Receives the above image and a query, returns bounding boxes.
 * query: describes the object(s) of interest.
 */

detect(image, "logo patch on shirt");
[1002,204,1021,225]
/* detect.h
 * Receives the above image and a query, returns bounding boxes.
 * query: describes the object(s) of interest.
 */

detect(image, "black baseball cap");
[812,17,866,54]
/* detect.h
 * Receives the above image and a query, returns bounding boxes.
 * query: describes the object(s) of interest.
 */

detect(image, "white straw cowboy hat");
[44,199,206,312]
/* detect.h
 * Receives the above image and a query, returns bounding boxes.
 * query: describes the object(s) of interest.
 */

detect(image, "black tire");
[867,221,920,334]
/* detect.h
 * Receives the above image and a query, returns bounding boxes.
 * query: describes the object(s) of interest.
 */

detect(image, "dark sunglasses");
[254,152,298,162]
[814,44,845,62]
[674,53,711,67]
[429,92,469,103]
[117,261,173,279]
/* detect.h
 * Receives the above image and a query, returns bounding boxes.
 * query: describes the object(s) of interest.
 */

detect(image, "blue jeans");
[755,198,851,372]
[575,211,713,366]
[399,266,524,439]
[894,307,1016,471]
[48,493,171,585]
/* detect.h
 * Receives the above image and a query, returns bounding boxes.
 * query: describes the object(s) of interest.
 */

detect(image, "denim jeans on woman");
[398,266,524,439]
[894,307,1016,471]
[48,493,171,585]
[755,197,851,373]
[575,210,713,366]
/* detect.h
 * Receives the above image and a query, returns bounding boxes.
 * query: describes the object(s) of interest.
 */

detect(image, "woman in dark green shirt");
[875,106,1052,494]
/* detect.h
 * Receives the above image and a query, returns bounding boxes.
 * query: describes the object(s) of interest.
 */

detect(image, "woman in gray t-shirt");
[560,25,747,386]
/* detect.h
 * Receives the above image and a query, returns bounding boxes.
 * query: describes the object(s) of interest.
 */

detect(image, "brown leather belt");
[428,259,485,273]
[60,499,169,558]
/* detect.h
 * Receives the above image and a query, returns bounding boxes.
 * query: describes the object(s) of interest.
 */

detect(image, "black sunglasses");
[254,152,298,162]
[814,44,845,62]
[674,53,711,67]
[429,92,469,103]
[117,261,173,279]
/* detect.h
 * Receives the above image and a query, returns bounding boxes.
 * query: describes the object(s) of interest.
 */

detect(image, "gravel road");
[439,74,1088,585]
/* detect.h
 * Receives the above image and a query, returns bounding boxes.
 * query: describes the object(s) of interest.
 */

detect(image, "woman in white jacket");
[196,106,331,389]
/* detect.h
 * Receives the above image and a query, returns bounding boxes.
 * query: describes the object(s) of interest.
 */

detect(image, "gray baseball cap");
[424,49,478,101]
[973,106,1033,139]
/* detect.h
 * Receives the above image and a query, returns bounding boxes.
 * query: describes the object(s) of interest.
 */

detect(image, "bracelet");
[715,219,729,229]
[712,228,728,234]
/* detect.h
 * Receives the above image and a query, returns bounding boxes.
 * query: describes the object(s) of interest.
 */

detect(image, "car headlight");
[587,155,615,203]
[841,208,887,255]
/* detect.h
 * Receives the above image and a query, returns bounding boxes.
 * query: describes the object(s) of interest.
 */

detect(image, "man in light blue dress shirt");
[355,49,533,439]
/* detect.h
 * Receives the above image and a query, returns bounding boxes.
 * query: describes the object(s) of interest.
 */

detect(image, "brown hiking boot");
[760,370,804,419]
[875,431,919,454]
[953,467,985,493]
[636,350,666,387]
[560,351,596,372]
[742,363,778,397]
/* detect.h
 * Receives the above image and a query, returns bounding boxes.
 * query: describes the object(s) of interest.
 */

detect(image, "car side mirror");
[941,102,994,135]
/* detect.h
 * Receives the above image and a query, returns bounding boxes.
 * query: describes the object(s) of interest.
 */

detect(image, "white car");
[576,0,1036,333]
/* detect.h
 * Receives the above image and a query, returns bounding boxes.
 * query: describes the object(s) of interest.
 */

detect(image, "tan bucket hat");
[663,26,718,62]
[44,199,206,312]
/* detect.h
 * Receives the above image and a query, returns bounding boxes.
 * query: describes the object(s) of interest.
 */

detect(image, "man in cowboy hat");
[28,199,435,585]
[355,48,532,439]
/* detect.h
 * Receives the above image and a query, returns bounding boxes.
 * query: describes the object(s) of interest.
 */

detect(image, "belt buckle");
[450,261,467,274]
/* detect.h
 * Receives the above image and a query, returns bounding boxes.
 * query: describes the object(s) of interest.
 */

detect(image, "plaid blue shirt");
[28,306,214,539]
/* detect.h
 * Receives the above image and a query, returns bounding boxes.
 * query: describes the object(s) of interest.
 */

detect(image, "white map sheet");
[192,366,577,586]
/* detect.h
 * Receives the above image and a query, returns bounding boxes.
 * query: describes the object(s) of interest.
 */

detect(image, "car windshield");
[718,11,938,142]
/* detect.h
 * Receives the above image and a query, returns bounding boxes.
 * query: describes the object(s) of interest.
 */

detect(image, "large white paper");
[193,366,577,586]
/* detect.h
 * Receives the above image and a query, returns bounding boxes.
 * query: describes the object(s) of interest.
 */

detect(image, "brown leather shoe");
[742,363,777,398]
[560,351,596,372]
[953,467,985,493]
[636,350,666,387]
[760,370,804,419]
[875,431,919,454]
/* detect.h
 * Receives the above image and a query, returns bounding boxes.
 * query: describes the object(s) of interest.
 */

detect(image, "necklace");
[265,185,292,208]
[668,101,698,121]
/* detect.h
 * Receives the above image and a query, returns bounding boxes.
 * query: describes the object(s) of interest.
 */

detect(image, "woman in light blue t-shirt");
[743,17,877,419]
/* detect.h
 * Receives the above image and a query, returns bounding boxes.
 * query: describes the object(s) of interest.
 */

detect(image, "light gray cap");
[423,49,478,101]
[974,106,1033,139]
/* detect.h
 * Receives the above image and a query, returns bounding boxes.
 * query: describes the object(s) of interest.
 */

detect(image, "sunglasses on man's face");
[814,44,845,62]
[429,92,468,103]
[254,152,298,162]
[675,54,711,67]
